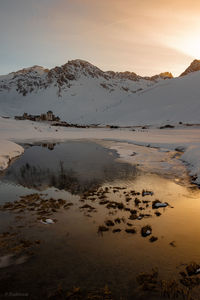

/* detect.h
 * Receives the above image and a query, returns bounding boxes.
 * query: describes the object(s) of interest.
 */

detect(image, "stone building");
[47,111,53,121]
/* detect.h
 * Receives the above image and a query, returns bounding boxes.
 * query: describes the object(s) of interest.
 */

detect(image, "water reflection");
[41,143,56,151]
[1,142,200,299]
[3,142,137,193]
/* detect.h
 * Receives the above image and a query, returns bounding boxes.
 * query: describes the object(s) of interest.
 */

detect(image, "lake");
[0,141,200,300]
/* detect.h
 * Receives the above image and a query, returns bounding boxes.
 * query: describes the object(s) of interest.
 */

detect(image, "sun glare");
[162,25,200,60]
[178,36,200,58]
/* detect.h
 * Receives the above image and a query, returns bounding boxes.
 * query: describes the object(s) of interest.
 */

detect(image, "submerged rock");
[149,236,158,243]
[80,204,96,212]
[136,269,158,290]
[179,262,200,288]
[169,241,176,247]
[106,201,124,210]
[98,226,109,233]
[99,199,109,205]
[141,225,152,237]
[113,229,121,233]
[105,220,115,227]
[41,218,54,225]
[152,200,168,209]
[129,214,138,220]
[142,190,154,197]
[125,228,136,234]
[155,211,162,217]
[1,193,73,220]
[186,262,200,276]
[134,198,141,206]
[114,218,121,224]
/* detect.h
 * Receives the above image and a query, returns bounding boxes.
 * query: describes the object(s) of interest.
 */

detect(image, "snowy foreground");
[0,117,200,185]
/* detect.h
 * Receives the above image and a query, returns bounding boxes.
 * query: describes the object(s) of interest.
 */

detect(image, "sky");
[0,0,200,76]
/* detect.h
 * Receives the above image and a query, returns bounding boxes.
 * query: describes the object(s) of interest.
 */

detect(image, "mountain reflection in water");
[3,141,137,193]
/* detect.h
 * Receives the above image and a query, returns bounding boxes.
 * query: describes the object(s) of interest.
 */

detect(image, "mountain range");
[0,59,200,125]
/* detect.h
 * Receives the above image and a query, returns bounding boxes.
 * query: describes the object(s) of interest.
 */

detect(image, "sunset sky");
[0,0,200,76]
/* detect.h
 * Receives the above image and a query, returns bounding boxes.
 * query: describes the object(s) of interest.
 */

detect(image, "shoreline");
[0,137,197,192]
[0,117,200,187]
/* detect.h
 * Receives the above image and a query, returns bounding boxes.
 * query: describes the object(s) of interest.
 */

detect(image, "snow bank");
[181,146,200,184]
[99,140,187,180]
[0,140,24,171]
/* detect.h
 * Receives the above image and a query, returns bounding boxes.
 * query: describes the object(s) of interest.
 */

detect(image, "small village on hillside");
[14,111,90,128]
[15,110,60,122]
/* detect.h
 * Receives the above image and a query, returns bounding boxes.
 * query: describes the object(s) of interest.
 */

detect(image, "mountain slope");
[0,59,199,125]
[103,71,200,125]
[180,59,200,77]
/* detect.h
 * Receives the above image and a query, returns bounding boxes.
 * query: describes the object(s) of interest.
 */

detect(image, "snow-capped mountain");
[0,59,171,96]
[0,59,199,125]
[180,59,200,77]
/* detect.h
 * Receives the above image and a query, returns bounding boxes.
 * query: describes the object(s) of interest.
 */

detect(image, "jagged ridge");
[180,59,200,77]
[0,59,200,125]
[0,59,173,97]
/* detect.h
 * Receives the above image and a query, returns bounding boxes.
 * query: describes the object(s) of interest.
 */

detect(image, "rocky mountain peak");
[11,65,48,77]
[47,59,110,87]
[149,72,173,81]
[180,59,200,77]
[108,71,141,81]
[0,59,175,98]
[62,59,107,79]
[158,72,173,79]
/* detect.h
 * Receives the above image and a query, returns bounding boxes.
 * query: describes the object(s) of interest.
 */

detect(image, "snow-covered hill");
[0,59,199,125]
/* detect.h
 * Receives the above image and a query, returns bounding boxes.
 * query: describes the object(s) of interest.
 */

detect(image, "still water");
[0,141,200,300]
